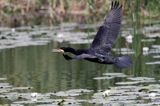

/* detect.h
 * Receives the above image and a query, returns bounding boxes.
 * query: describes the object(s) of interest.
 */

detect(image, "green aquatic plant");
[131,0,142,57]
[127,0,143,73]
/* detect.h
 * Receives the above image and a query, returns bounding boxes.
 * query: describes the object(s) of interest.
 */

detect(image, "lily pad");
[53,89,93,97]
[93,76,114,80]
[0,78,7,81]
[116,81,139,85]
[0,83,12,88]
[127,77,155,81]
[103,73,127,77]
[146,61,160,65]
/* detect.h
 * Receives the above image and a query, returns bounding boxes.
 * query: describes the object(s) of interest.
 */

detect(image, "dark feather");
[63,54,73,60]
[55,1,131,69]
[75,53,97,59]
[90,1,122,53]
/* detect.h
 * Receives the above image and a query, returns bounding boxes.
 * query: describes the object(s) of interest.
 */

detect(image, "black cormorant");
[53,1,132,68]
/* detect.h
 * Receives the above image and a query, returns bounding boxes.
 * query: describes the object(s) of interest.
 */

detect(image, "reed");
[129,0,144,74]
[132,0,142,57]
[0,0,159,27]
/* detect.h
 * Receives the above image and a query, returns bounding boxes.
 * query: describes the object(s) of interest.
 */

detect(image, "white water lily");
[125,35,133,43]
[31,92,38,101]
[57,33,64,38]
[103,89,111,97]
[149,92,156,98]
[143,47,149,55]
[11,28,16,33]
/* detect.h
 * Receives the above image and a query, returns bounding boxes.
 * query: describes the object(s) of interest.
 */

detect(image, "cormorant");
[53,1,132,68]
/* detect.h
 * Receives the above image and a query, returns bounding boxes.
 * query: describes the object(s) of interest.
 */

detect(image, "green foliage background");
[0,0,160,27]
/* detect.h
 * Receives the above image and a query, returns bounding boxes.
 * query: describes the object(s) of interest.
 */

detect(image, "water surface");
[0,23,160,105]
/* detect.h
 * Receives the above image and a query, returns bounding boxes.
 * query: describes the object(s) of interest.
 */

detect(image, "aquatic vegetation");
[0,0,159,27]
[0,73,160,106]
[93,76,114,80]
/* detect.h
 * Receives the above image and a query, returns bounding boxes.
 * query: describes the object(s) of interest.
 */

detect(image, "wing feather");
[90,1,122,53]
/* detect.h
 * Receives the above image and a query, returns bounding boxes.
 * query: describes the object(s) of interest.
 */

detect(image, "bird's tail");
[114,56,132,68]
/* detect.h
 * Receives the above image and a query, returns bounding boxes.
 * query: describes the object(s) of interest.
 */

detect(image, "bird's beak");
[52,49,64,53]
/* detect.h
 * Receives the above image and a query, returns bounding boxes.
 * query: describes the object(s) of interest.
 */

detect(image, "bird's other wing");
[90,1,122,52]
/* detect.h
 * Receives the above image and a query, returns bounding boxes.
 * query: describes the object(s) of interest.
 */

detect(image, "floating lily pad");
[0,83,12,89]
[146,61,160,65]
[149,84,160,88]
[103,73,127,77]
[0,78,7,81]
[37,104,57,106]
[141,39,155,42]
[152,45,160,49]
[53,32,90,43]
[88,98,110,104]
[13,99,54,104]
[11,87,33,91]
[11,104,24,106]
[67,89,93,93]
[54,91,80,97]
[108,95,138,101]
[153,55,160,58]
[146,33,160,38]
[127,77,155,81]
[53,89,93,97]
[69,39,93,44]
[113,86,137,90]
[93,76,114,80]
[116,81,139,85]
[134,103,153,106]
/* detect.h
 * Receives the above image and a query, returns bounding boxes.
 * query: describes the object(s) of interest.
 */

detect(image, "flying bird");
[53,1,132,68]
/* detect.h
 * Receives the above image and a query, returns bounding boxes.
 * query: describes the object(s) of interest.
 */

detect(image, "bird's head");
[52,47,76,54]
[52,48,64,53]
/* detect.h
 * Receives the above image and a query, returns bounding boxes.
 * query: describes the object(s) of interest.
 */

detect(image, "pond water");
[0,23,160,106]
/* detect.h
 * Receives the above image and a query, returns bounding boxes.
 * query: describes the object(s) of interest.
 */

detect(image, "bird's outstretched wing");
[90,1,122,53]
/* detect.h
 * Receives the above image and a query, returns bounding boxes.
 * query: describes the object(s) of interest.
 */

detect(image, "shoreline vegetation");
[0,0,160,27]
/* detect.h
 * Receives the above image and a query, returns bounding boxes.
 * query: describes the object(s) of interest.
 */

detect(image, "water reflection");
[0,40,160,94]
[0,42,114,93]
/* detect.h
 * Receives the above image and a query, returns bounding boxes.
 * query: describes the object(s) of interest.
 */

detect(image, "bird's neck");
[76,49,88,55]
[63,47,88,55]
